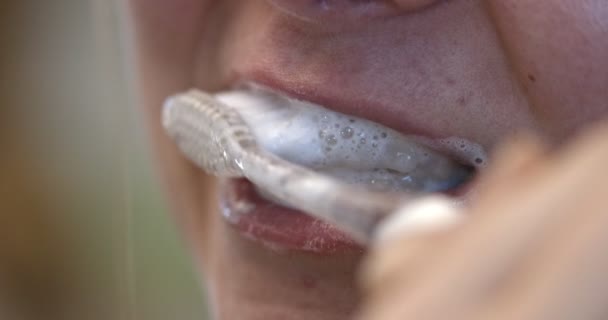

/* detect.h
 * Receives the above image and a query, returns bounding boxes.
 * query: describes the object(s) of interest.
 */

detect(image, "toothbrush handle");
[241,146,409,243]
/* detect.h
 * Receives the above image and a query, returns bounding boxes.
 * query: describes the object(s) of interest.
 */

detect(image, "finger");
[362,132,546,292]
[478,132,546,186]
[473,124,608,320]
[362,123,608,319]
[363,196,464,291]
[467,132,548,217]
[476,199,608,320]
[358,134,549,320]
[357,230,458,320]
[403,124,608,315]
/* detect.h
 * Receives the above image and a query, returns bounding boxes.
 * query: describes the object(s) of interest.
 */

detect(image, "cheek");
[129,0,207,27]
[127,0,226,261]
[486,0,608,141]
[128,0,210,62]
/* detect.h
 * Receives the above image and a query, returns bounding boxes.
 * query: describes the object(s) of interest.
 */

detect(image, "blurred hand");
[359,122,608,320]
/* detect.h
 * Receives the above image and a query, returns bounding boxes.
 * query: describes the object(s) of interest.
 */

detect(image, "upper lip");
[236,70,441,140]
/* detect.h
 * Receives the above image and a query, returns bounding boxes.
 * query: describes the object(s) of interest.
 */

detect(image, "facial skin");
[127,1,608,319]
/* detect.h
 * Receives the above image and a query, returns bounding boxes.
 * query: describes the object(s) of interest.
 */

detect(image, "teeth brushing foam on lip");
[214,84,486,195]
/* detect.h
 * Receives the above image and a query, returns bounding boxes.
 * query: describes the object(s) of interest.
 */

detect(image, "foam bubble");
[435,137,488,168]
[340,126,354,139]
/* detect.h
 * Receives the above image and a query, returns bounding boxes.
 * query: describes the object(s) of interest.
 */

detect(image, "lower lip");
[219,178,364,254]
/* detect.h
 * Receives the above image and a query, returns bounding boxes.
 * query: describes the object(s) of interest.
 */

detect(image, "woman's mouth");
[214,79,487,254]
[220,178,363,254]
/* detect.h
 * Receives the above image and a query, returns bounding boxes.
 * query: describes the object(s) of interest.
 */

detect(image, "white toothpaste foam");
[215,84,486,193]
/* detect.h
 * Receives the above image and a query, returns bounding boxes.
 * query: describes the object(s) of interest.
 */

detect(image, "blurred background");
[0,1,209,319]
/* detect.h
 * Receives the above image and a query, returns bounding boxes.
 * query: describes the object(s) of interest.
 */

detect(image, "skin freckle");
[457,96,466,106]
[299,274,318,289]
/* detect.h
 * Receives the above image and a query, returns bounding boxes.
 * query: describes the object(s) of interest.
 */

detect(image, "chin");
[200,211,363,320]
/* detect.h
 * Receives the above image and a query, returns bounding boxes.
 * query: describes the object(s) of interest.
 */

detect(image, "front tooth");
[215,84,484,193]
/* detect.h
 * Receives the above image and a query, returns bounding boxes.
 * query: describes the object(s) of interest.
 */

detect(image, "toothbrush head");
[162,90,255,177]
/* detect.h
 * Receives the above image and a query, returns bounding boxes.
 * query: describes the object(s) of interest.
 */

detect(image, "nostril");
[266,0,445,27]
[390,0,442,12]
[266,0,397,25]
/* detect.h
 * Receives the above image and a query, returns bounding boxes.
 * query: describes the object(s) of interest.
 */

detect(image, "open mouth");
[220,178,362,254]
[211,80,486,254]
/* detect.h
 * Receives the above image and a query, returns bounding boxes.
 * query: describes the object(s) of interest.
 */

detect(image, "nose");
[266,0,442,25]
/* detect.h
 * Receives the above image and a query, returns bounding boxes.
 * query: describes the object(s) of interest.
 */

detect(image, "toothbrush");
[163,89,465,244]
